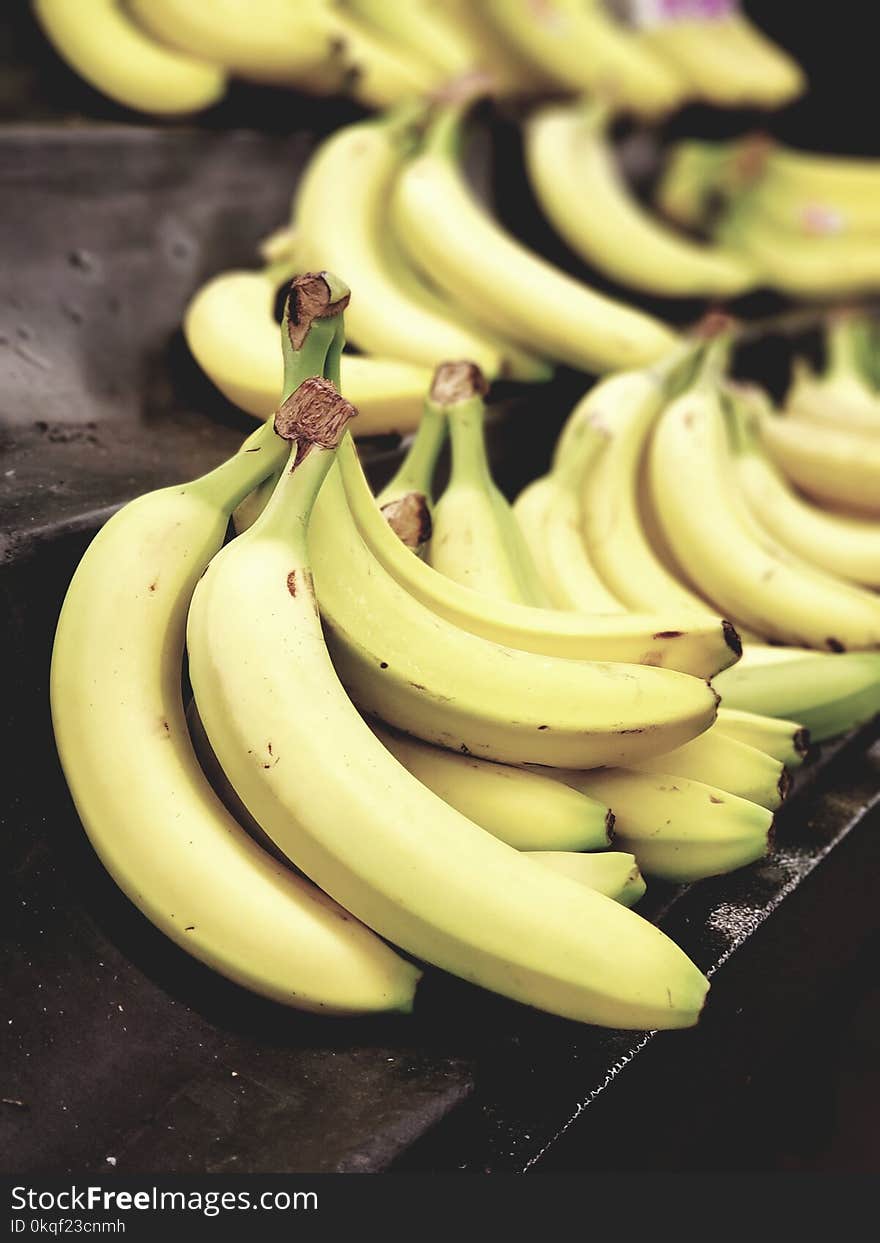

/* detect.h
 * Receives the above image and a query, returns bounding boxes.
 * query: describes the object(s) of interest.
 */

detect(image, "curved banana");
[626,725,787,811]
[438,0,554,95]
[759,412,880,518]
[50,289,420,1014]
[641,11,803,109]
[730,391,880,588]
[293,114,551,379]
[649,372,880,649]
[714,708,809,770]
[717,203,880,298]
[524,102,755,298]
[513,423,627,614]
[183,267,435,437]
[428,363,547,605]
[577,362,714,615]
[33,0,227,115]
[126,0,334,85]
[311,460,719,768]
[338,0,477,82]
[552,769,773,884]
[371,722,611,852]
[713,651,880,742]
[334,434,740,678]
[529,852,646,907]
[483,0,685,117]
[188,378,709,1030]
[389,105,680,375]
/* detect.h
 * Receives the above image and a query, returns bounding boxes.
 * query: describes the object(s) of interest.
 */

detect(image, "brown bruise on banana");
[430,359,489,405]
[286,271,350,350]
[274,376,358,466]
[381,491,433,550]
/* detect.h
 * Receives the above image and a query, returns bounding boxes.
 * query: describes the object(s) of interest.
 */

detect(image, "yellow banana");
[49,283,419,1014]
[183,267,434,436]
[293,113,551,379]
[552,768,773,883]
[126,0,335,85]
[759,411,880,519]
[626,723,787,811]
[524,101,755,298]
[335,432,740,677]
[714,708,809,769]
[33,0,227,115]
[389,104,680,375]
[428,363,547,605]
[529,851,646,907]
[188,372,709,1029]
[649,368,880,648]
[371,722,611,851]
[483,0,686,117]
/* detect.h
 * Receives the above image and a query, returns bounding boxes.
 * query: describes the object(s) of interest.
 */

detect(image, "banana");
[389,104,681,375]
[783,318,880,430]
[550,769,773,884]
[336,0,478,82]
[654,139,734,230]
[626,723,788,811]
[524,101,755,298]
[293,113,551,380]
[758,412,880,519]
[311,457,720,768]
[126,0,335,85]
[528,851,646,907]
[49,280,421,1014]
[713,651,880,742]
[513,420,627,614]
[188,372,709,1029]
[184,267,436,437]
[577,360,716,615]
[714,708,809,770]
[374,389,446,521]
[334,432,740,677]
[370,722,612,851]
[428,363,547,605]
[640,11,803,109]
[716,203,880,298]
[482,0,685,117]
[729,388,880,588]
[648,365,880,650]
[33,0,227,115]
[438,0,554,95]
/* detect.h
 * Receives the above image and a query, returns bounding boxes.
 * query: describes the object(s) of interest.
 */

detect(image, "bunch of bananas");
[656,136,880,298]
[54,272,768,1029]
[32,0,802,118]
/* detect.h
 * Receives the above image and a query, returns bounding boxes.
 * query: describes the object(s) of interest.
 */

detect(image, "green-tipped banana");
[551,769,774,884]
[188,363,709,1030]
[524,101,755,298]
[428,362,547,605]
[389,104,680,375]
[714,708,810,770]
[528,851,647,907]
[713,651,880,742]
[371,721,612,852]
[49,276,420,1014]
